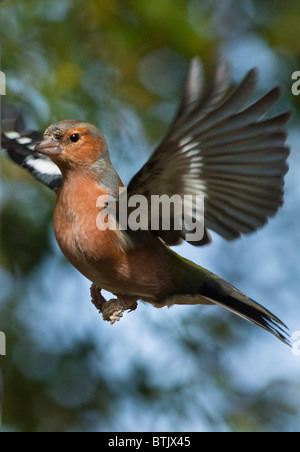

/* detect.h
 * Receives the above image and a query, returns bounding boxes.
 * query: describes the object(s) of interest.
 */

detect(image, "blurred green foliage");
[1,0,300,432]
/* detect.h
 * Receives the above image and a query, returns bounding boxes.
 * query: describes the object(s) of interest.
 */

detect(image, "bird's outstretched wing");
[126,58,290,245]
[1,105,62,191]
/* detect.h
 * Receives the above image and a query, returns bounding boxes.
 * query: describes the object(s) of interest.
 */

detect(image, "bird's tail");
[165,247,290,345]
[199,276,290,346]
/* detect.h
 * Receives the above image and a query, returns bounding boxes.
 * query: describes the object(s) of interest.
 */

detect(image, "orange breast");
[53,172,173,299]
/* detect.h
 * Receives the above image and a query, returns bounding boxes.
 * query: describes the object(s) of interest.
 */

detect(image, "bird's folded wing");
[1,106,62,191]
[126,58,290,245]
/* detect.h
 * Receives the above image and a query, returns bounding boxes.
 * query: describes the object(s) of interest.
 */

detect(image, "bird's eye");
[70,133,80,143]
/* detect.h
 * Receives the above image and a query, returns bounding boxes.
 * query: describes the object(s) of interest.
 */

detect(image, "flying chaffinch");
[2,58,291,344]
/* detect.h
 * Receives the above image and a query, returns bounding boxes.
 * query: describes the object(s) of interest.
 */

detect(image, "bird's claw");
[90,284,138,324]
[102,297,138,324]
[102,300,124,324]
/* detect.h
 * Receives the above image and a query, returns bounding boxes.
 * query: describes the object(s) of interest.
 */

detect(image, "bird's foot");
[90,284,138,325]
[103,296,138,325]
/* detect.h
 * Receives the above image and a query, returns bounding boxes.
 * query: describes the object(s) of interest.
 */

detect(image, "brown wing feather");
[127,59,290,245]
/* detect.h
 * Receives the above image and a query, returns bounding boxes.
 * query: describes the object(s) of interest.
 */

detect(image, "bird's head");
[35,120,109,174]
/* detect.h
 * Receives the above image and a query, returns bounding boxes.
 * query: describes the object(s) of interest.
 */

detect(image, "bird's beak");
[35,137,61,156]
